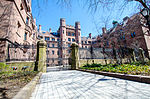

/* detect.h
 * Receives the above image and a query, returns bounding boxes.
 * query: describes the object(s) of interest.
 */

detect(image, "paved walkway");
[30,69,150,99]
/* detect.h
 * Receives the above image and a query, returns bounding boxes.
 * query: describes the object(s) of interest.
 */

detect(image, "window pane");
[72,38,75,42]
[45,37,50,41]
[52,38,55,41]
[52,50,54,55]
[24,33,27,40]
[72,33,75,36]
[68,38,71,41]
[68,43,71,47]
[52,44,55,48]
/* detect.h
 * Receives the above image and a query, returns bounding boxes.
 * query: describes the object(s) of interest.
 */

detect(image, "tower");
[60,18,66,64]
[60,18,66,42]
[75,22,81,47]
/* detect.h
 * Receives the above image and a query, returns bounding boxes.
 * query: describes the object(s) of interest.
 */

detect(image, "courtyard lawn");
[0,62,38,99]
[80,61,150,76]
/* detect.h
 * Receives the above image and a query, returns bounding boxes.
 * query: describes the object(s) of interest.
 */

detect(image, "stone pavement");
[30,69,150,99]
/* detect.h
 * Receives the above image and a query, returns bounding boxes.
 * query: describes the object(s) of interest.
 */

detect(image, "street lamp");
[140,8,150,29]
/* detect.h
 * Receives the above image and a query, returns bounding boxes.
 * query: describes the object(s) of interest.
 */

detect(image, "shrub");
[80,61,150,76]
[0,62,9,71]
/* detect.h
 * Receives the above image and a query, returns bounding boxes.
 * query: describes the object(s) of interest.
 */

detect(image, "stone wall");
[0,61,35,72]
[79,59,116,67]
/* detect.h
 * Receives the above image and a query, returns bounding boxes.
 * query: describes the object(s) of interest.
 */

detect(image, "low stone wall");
[79,59,129,67]
[6,61,35,71]
[79,59,116,67]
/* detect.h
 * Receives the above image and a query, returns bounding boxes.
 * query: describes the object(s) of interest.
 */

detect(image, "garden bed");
[0,71,38,99]
[80,61,150,76]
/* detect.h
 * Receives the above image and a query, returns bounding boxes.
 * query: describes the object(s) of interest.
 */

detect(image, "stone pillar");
[139,48,145,63]
[132,51,136,62]
[70,43,79,70]
[35,40,47,72]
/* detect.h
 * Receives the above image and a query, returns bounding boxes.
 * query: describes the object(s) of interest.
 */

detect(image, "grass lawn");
[80,61,150,76]
[0,63,38,99]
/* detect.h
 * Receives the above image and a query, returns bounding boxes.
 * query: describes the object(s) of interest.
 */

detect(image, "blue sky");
[32,0,140,37]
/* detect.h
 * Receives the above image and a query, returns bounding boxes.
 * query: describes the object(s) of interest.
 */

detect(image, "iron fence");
[79,46,148,64]
[6,44,37,62]
[79,47,114,59]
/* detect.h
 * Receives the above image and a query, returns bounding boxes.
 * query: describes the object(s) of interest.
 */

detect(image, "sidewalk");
[30,70,150,99]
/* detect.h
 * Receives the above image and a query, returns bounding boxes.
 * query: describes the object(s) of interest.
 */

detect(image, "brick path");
[30,69,150,99]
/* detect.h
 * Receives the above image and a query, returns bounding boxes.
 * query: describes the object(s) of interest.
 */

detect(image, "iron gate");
[46,41,71,70]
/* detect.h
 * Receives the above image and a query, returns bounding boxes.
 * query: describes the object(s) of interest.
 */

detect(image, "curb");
[78,69,150,84]
[13,72,42,99]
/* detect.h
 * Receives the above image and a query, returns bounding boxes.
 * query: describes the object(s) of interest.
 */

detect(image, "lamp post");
[140,8,150,30]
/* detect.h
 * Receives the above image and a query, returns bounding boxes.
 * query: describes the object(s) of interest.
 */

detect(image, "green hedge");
[80,61,150,76]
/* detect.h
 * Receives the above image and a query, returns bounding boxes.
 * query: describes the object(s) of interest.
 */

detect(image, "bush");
[0,62,9,71]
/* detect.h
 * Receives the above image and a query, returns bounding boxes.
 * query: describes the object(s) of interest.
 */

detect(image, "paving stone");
[30,69,150,99]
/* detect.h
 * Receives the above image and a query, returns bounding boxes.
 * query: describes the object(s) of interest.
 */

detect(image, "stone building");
[81,33,97,48]
[0,0,37,62]
[38,18,81,66]
[96,13,150,58]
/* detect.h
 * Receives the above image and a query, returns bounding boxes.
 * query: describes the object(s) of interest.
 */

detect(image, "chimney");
[102,27,107,34]
[34,18,36,24]
[89,33,92,38]
[49,28,52,33]
[39,25,42,32]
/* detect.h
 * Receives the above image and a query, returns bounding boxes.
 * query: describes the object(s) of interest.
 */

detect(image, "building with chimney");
[95,13,150,58]
[81,33,97,49]
[0,0,38,62]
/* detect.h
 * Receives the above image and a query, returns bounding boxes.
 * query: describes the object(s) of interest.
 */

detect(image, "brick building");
[38,18,81,66]
[0,0,37,62]
[95,13,150,58]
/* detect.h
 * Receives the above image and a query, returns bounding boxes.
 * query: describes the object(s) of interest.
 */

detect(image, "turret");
[60,18,66,27]
[75,21,81,47]
[60,18,66,42]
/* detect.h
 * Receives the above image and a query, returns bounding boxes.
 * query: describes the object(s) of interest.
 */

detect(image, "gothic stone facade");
[38,18,81,66]
[0,0,37,62]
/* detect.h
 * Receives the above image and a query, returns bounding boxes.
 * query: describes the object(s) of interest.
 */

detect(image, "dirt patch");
[0,71,38,99]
